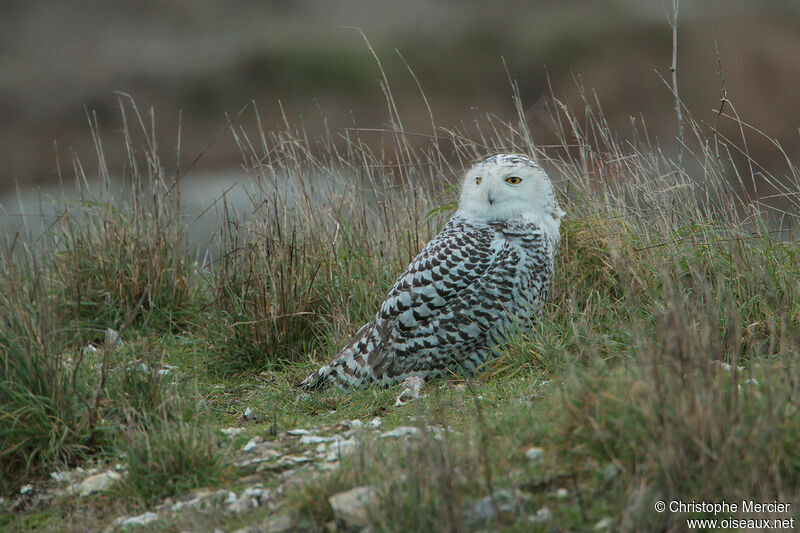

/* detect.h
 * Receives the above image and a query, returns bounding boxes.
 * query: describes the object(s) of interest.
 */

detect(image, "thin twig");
[712,33,728,121]
[666,0,684,167]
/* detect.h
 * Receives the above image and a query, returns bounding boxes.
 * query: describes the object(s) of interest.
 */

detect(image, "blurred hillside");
[1,0,799,189]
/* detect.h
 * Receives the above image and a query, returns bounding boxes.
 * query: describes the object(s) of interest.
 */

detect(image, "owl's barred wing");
[366,219,520,381]
[377,218,497,328]
[297,217,500,389]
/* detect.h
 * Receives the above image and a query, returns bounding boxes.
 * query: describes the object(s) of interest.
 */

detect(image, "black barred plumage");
[298,154,564,389]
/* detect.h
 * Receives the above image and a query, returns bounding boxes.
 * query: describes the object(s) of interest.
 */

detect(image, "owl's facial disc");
[458,154,564,232]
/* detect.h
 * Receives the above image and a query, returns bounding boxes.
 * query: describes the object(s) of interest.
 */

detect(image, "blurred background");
[1,0,798,203]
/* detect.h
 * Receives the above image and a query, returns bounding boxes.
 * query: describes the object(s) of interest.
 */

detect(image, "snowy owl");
[298,154,565,389]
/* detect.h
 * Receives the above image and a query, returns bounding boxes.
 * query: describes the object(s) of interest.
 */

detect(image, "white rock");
[114,511,159,528]
[283,455,312,465]
[80,471,121,497]
[220,427,246,437]
[260,514,293,533]
[287,429,311,436]
[20,484,33,495]
[556,487,569,499]
[379,426,419,439]
[169,499,191,513]
[235,451,281,469]
[425,425,444,440]
[329,486,378,529]
[337,419,364,431]
[242,436,263,453]
[594,517,613,530]
[82,344,99,356]
[712,360,744,372]
[228,487,271,515]
[525,446,545,463]
[530,506,553,523]
[50,471,71,483]
[105,328,122,347]
[368,417,382,429]
[62,483,81,496]
[299,435,340,445]
[325,439,359,461]
[242,487,270,501]
[463,489,516,525]
[173,489,236,513]
[315,443,328,453]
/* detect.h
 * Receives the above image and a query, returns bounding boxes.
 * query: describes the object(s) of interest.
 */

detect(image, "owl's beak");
[486,188,496,205]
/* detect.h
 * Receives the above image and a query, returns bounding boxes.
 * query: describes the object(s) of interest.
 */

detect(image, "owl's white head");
[457,154,565,236]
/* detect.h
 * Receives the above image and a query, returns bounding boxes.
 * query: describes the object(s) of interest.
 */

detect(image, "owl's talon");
[395,376,426,406]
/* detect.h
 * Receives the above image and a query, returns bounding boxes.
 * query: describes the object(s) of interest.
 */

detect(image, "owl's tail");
[295,321,377,390]
[296,364,336,390]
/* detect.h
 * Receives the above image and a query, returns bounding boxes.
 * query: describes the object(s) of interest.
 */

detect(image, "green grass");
[0,250,93,494]
[51,202,198,341]
[1,85,798,532]
[118,410,231,506]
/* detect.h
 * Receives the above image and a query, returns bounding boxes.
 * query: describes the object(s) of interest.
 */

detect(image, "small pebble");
[603,464,619,480]
[525,446,545,462]
[220,427,246,437]
[379,426,419,438]
[242,437,262,453]
[529,506,552,523]
[594,517,613,530]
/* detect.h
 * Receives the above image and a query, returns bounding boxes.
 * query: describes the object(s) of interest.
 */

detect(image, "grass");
[119,409,231,507]
[1,77,799,532]
[51,202,197,340]
[0,245,92,494]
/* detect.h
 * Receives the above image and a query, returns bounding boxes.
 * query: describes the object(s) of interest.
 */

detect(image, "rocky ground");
[1,332,761,531]
[5,408,584,532]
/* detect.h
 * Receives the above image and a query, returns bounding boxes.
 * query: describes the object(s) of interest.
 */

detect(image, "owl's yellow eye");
[505,176,522,185]
[475,177,482,185]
